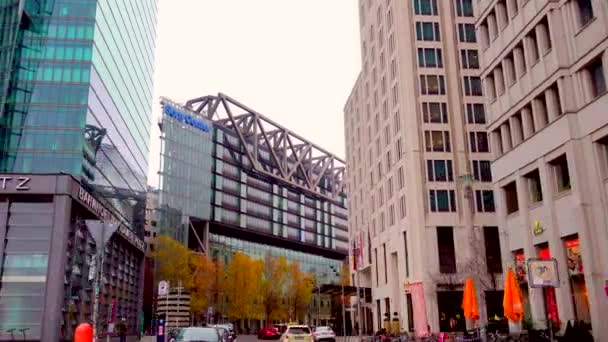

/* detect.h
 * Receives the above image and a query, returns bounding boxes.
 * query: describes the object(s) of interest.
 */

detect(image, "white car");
[312,326,336,342]
[281,325,313,342]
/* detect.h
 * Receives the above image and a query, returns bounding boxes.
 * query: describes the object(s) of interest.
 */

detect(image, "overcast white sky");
[147,0,361,185]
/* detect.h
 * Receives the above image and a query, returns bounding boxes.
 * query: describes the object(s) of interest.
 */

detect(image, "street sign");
[527,258,560,288]
[158,280,169,296]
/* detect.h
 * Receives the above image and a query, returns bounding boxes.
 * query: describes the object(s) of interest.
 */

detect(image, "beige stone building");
[344,0,501,334]
[476,0,608,338]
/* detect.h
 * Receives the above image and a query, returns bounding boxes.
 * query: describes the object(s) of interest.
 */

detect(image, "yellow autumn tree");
[189,253,218,317]
[152,235,192,287]
[286,262,314,321]
[152,235,223,319]
[260,254,289,322]
[224,252,263,320]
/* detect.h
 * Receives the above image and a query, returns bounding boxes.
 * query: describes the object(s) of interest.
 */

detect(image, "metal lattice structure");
[183,93,346,202]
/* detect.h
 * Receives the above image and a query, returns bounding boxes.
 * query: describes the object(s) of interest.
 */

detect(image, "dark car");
[171,327,221,342]
[258,327,281,340]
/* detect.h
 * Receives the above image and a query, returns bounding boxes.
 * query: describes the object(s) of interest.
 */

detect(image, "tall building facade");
[0,1,157,340]
[344,0,501,334]
[158,94,350,327]
[477,0,608,338]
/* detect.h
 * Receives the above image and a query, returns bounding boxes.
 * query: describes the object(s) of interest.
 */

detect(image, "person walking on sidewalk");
[116,318,128,342]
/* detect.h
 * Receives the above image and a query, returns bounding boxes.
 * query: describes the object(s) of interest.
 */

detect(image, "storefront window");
[563,236,591,325]
[537,245,560,330]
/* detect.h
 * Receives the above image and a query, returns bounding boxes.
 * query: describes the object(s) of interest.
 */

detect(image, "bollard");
[74,323,93,342]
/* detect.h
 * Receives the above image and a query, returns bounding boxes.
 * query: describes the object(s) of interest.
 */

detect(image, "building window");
[392,85,399,105]
[389,204,395,226]
[403,232,410,277]
[394,111,400,133]
[425,130,451,152]
[396,138,403,159]
[472,160,492,182]
[379,185,384,206]
[586,57,606,98]
[416,22,441,41]
[469,131,490,153]
[384,125,391,145]
[368,232,372,263]
[388,177,394,198]
[420,75,446,95]
[466,103,486,124]
[503,181,519,214]
[464,76,483,96]
[374,248,379,285]
[596,136,608,177]
[413,0,438,16]
[484,226,503,273]
[576,0,594,27]
[399,195,406,218]
[426,160,454,182]
[458,23,477,43]
[437,226,457,273]
[550,154,571,192]
[417,48,443,68]
[460,49,479,69]
[475,190,496,212]
[455,0,474,17]
[381,211,386,232]
[422,102,448,123]
[398,167,405,189]
[383,243,388,284]
[391,59,397,79]
[429,190,457,212]
[525,169,543,203]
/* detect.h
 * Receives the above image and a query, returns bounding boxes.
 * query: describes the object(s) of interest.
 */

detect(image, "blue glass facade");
[0,0,157,196]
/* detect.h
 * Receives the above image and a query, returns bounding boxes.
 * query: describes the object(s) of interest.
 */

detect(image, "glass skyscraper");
[0,1,157,341]
[0,0,156,196]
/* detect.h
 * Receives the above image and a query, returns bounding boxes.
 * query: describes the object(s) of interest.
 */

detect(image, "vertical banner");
[410,283,429,337]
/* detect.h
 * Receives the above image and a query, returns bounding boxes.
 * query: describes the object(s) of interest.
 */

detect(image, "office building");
[344,0,500,334]
[0,0,158,340]
[158,94,351,327]
[476,0,608,337]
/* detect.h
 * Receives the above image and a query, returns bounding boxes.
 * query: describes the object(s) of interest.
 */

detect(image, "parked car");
[215,326,233,342]
[275,324,288,335]
[281,325,312,342]
[313,326,336,342]
[258,326,281,340]
[214,324,237,342]
[171,327,221,342]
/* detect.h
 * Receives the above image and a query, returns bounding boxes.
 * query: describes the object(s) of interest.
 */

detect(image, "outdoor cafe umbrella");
[462,277,480,321]
[503,268,524,322]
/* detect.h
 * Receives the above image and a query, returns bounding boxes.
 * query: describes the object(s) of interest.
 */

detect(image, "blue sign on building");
[163,103,211,133]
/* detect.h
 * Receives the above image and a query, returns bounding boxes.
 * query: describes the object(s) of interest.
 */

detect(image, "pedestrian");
[116,317,128,342]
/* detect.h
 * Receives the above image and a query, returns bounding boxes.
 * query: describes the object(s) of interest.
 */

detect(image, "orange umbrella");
[462,277,479,320]
[503,268,524,322]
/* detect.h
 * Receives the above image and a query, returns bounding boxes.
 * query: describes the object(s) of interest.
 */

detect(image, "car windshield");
[315,327,332,332]
[288,327,310,335]
[177,328,219,342]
